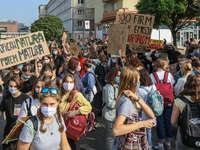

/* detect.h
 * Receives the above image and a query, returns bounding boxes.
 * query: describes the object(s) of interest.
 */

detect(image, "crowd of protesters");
[0,37,200,150]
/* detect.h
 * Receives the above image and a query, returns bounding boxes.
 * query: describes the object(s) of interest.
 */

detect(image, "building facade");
[0,20,29,40]
[39,0,95,40]
[95,0,138,39]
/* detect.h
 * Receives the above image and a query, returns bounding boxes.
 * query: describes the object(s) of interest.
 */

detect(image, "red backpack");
[153,72,174,107]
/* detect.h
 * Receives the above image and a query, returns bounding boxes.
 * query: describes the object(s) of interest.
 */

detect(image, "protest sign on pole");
[0,31,50,70]
[70,43,81,57]
[115,12,155,53]
[107,24,128,57]
[146,39,163,50]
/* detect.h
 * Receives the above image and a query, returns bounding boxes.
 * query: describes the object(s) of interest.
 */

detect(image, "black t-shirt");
[21,75,37,93]
[54,56,65,76]
[0,92,29,134]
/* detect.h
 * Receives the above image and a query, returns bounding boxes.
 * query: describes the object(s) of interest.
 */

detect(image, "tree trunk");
[171,29,177,47]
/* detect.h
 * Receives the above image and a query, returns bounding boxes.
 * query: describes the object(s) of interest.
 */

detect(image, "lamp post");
[83,0,85,42]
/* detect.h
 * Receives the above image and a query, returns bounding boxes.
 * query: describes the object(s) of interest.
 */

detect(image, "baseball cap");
[190,52,200,58]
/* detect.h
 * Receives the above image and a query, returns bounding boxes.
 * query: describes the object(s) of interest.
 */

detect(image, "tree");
[31,15,64,41]
[136,0,200,46]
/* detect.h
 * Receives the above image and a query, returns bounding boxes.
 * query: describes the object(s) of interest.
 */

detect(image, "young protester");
[150,58,175,150]
[174,61,192,97]
[102,67,121,150]
[17,76,51,120]
[41,64,62,87]
[113,67,155,149]
[78,51,86,77]
[137,69,157,149]
[171,74,200,150]
[59,57,85,96]
[126,54,145,70]
[60,75,92,150]
[21,64,37,95]
[0,75,29,149]
[17,86,71,150]
[163,45,181,64]
[82,59,96,103]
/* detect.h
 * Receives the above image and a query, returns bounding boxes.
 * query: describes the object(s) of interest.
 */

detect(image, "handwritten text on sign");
[115,12,155,53]
[146,39,163,50]
[0,31,50,69]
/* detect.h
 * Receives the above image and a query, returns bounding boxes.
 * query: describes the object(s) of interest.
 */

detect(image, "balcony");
[102,0,109,3]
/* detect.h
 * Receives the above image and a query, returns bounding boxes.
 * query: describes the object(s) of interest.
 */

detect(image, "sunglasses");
[41,88,58,95]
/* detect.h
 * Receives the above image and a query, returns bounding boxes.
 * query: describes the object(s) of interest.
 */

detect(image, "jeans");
[105,119,116,150]
[146,128,152,147]
[156,106,173,143]
[114,136,119,150]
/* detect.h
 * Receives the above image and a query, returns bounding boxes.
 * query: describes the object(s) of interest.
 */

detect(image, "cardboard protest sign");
[70,43,81,57]
[146,39,163,50]
[0,31,50,69]
[169,63,178,77]
[2,116,31,144]
[115,12,155,53]
[107,24,128,57]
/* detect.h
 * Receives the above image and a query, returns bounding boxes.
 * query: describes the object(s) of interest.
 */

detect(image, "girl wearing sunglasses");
[17,76,51,120]
[60,74,92,150]
[18,86,71,150]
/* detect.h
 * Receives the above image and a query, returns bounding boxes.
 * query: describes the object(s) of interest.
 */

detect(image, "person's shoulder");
[119,95,132,105]
[20,92,29,99]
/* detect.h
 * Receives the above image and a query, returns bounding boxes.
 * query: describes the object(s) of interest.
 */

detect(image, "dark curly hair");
[126,54,144,68]
[139,69,153,87]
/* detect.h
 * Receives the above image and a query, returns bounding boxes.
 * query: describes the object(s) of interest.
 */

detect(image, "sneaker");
[163,142,171,150]
[152,144,164,150]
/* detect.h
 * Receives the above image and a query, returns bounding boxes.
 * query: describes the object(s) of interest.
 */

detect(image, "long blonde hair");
[115,67,140,110]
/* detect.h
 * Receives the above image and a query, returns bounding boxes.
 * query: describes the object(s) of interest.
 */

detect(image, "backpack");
[25,98,32,116]
[179,96,200,148]
[153,72,174,107]
[140,86,164,116]
[87,72,104,116]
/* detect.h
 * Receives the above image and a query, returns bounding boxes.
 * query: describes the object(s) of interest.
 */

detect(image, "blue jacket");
[82,70,96,94]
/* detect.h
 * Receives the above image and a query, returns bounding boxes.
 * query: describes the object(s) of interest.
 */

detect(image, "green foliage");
[31,15,64,41]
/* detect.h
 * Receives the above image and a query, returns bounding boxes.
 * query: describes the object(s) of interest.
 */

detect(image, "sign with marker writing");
[0,31,50,69]
[115,12,155,53]
[70,43,81,57]
[107,24,128,57]
[146,39,163,50]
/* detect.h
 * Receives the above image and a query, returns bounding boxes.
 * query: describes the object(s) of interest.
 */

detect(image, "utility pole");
[83,0,85,42]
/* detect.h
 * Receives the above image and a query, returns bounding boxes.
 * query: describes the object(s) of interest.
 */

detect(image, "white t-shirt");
[150,71,175,85]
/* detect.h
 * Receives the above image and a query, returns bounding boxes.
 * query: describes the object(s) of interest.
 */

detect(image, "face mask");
[179,65,181,68]
[53,51,57,55]
[38,67,42,72]
[17,64,23,70]
[133,82,140,90]
[34,92,39,99]
[164,67,167,71]
[23,74,32,79]
[41,107,57,118]
[84,53,88,57]
[115,77,120,84]
[167,60,170,64]
[63,83,74,91]
[154,53,158,58]
[44,60,50,63]
[76,66,81,71]
[9,87,19,94]
[193,70,199,74]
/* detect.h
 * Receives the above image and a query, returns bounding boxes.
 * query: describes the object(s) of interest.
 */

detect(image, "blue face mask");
[164,67,167,71]
[193,70,199,74]
[23,74,32,79]
[133,82,140,91]
[17,64,23,70]
[53,51,58,55]
[115,77,120,84]
[84,53,88,57]
[154,53,158,58]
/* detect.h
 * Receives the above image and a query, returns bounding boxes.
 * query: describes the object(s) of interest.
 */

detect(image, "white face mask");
[41,107,57,118]
[9,87,19,94]
[38,67,42,72]
[44,60,50,63]
[76,66,81,72]
[63,83,74,91]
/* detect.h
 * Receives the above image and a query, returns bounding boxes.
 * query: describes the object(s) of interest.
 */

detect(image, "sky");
[0,0,50,27]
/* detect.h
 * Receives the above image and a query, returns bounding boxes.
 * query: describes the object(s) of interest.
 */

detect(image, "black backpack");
[25,98,32,116]
[179,96,200,148]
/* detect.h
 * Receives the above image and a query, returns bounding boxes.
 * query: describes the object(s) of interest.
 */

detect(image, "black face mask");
[34,92,39,99]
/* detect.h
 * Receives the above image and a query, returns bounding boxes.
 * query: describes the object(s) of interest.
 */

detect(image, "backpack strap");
[163,72,168,83]
[86,112,94,132]
[68,91,79,111]
[178,96,191,104]
[153,72,160,83]
[140,87,149,93]
[25,98,32,116]
[29,116,38,133]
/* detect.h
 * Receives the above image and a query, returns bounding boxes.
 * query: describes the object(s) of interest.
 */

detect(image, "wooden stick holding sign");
[0,31,50,70]
[70,43,81,57]
[107,24,128,57]
[115,12,155,53]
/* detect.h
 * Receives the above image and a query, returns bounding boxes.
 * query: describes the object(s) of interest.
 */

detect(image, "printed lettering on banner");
[115,12,155,53]
[0,31,50,69]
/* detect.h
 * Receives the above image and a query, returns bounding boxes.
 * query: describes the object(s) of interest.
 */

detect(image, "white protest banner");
[115,12,155,53]
[0,31,50,69]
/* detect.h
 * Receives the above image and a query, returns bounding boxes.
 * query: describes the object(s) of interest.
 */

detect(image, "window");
[114,2,117,10]
[78,10,84,15]
[77,21,84,27]
[104,4,107,12]
[78,0,84,4]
